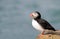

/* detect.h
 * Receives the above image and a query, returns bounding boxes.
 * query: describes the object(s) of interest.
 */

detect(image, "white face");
[32,12,39,18]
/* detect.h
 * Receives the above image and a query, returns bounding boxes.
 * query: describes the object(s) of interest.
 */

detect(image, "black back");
[34,18,56,31]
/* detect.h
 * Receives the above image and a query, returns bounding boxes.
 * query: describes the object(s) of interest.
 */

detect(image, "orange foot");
[41,31,45,35]
[37,31,45,38]
[37,34,43,38]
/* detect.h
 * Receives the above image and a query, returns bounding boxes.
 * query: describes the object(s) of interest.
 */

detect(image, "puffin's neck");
[33,18,41,23]
[34,17,41,21]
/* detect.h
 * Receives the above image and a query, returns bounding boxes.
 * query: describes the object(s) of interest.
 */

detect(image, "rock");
[36,30,60,39]
[36,34,60,39]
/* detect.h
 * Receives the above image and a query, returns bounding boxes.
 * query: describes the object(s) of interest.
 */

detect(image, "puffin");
[30,11,56,35]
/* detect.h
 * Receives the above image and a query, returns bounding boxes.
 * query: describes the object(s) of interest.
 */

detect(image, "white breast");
[32,19,44,31]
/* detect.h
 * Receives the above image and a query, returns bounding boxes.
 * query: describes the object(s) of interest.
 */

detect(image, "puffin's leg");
[37,31,45,38]
[41,31,45,35]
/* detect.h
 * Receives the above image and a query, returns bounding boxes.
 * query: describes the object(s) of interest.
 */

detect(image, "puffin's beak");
[30,13,32,17]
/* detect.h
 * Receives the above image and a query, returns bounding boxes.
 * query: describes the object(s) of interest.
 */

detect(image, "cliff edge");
[36,30,60,39]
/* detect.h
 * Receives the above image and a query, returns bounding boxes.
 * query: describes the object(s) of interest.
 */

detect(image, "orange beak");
[30,13,32,17]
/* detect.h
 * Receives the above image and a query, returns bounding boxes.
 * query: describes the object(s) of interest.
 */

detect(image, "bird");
[30,11,56,35]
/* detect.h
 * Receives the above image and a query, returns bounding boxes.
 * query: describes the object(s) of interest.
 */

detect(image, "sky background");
[0,0,60,39]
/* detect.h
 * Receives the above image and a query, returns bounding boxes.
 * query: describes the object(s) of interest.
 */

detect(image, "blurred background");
[0,0,60,39]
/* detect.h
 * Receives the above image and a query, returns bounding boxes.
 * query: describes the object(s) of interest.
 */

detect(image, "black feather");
[34,18,56,31]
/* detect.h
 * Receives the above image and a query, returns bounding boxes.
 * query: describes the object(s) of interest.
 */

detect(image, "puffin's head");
[30,11,41,19]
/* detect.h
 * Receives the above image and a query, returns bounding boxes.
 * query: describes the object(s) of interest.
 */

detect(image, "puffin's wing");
[38,19,56,31]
